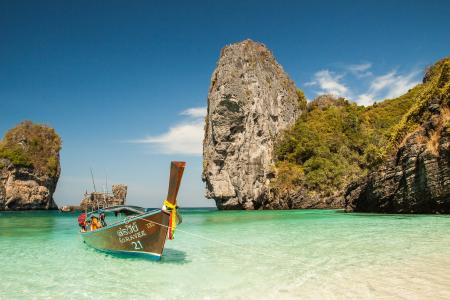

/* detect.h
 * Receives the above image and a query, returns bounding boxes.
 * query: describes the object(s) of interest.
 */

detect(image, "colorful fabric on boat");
[90,216,101,231]
[164,200,177,240]
[78,213,86,226]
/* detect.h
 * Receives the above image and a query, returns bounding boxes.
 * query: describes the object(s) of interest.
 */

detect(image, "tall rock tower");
[202,39,302,209]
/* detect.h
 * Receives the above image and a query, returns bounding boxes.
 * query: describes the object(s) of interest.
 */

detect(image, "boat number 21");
[132,240,143,250]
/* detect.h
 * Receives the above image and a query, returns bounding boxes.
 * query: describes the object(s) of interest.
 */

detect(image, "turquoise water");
[1,209,450,299]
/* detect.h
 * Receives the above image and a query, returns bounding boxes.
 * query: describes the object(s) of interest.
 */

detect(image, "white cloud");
[370,71,397,91]
[180,107,207,118]
[357,94,374,107]
[306,70,350,97]
[133,106,206,155]
[304,61,421,106]
[347,63,372,78]
[135,122,204,155]
[356,70,420,105]
[384,71,420,99]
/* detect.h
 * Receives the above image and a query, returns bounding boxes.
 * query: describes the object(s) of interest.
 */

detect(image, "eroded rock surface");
[0,163,59,210]
[0,122,61,211]
[202,39,301,209]
[345,124,450,213]
[80,184,127,210]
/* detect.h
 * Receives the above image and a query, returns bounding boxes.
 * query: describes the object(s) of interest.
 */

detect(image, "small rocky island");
[0,121,61,210]
[203,39,449,212]
[80,184,127,210]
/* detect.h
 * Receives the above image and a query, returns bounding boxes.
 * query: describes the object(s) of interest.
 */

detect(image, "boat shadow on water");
[160,248,189,264]
[87,246,189,264]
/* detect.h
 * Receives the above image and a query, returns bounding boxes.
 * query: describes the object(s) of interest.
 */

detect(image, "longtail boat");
[78,161,186,260]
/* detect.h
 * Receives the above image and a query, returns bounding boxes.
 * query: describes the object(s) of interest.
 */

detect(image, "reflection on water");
[0,211,57,239]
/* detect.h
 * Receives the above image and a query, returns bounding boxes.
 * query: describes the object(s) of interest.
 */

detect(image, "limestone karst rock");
[0,121,61,210]
[345,117,450,213]
[202,39,302,209]
[345,58,450,213]
[80,184,127,210]
[112,184,127,203]
[0,164,60,210]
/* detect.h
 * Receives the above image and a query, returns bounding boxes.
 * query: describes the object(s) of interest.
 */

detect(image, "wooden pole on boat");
[165,161,186,206]
[90,168,97,192]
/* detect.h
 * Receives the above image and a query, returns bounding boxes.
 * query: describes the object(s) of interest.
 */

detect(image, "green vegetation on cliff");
[0,121,61,176]
[274,57,450,197]
[387,58,450,151]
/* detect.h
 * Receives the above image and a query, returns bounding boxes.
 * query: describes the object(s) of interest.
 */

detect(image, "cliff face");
[345,58,450,213]
[80,184,127,210]
[0,121,61,210]
[345,125,449,213]
[202,39,302,209]
[0,164,59,210]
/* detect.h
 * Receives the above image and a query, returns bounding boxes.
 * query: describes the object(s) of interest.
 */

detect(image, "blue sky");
[1,0,449,207]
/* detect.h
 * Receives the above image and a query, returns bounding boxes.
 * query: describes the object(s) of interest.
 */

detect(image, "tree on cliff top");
[0,121,61,177]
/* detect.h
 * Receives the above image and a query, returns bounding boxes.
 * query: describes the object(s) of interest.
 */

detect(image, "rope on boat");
[141,218,282,260]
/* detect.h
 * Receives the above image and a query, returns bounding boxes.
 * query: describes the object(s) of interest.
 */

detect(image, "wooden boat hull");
[81,209,170,260]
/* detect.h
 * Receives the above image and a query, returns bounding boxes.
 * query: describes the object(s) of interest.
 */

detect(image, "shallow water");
[1,209,450,299]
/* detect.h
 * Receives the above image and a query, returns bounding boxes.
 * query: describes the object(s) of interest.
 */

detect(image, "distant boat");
[78,161,186,260]
[60,205,72,212]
